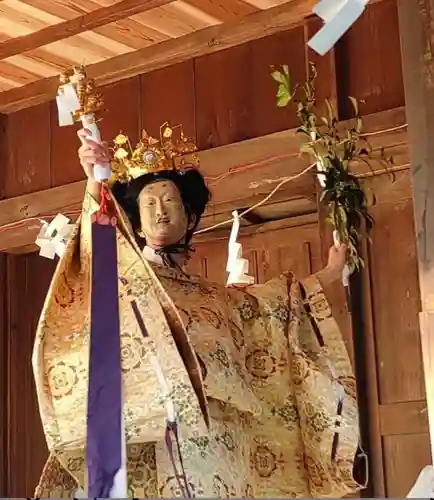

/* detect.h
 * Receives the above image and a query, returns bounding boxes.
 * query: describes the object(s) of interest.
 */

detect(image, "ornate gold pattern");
[33,192,366,498]
[58,65,104,119]
[110,125,200,183]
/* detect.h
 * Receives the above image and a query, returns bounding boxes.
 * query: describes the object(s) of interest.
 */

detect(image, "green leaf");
[282,64,290,76]
[276,84,292,107]
[271,70,286,85]
[300,143,316,156]
[277,94,291,107]
[325,99,336,123]
[348,96,359,116]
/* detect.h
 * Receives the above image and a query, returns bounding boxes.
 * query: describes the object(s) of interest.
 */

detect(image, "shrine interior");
[0,0,431,497]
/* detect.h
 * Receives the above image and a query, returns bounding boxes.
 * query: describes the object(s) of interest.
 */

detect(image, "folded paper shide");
[308,0,369,55]
[35,214,74,260]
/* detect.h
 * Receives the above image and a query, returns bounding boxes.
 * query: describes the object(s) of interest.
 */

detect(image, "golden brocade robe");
[33,192,365,498]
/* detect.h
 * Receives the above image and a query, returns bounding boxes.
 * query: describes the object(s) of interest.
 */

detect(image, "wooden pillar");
[397,0,434,461]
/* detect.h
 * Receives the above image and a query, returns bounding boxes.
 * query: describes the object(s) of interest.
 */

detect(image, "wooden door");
[361,197,431,497]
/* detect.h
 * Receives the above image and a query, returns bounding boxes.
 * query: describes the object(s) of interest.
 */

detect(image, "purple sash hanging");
[87,192,123,497]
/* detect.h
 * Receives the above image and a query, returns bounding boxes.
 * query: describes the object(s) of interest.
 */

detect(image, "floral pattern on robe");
[33,192,366,498]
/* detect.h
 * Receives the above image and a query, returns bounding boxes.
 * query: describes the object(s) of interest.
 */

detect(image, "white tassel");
[308,0,369,55]
[35,214,74,260]
[226,211,255,287]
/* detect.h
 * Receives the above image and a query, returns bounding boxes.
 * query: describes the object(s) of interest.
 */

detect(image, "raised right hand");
[77,128,109,181]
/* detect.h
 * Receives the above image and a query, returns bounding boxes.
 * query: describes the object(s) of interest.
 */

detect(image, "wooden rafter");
[0,0,317,113]
[0,106,408,251]
[0,0,175,61]
[185,0,259,20]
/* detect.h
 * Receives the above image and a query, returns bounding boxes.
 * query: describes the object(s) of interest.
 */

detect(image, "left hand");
[325,244,348,281]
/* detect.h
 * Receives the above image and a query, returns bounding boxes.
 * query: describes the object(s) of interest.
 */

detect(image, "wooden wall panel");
[195,43,253,149]
[245,27,307,137]
[368,200,424,405]
[306,17,338,115]
[140,62,196,140]
[191,218,322,284]
[383,433,431,497]
[335,0,405,118]
[0,254,7,496]
[3,104,51,197]
[360,195,429,498]
[3,254,55,496]
[0,5,405,197]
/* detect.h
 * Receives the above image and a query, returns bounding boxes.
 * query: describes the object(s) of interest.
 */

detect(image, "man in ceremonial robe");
[32,125,366,498]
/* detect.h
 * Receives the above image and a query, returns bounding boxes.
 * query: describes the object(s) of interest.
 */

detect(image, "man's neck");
[142,245,187,268]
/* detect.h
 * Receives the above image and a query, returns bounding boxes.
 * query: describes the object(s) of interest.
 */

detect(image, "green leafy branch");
[271,63,391,272]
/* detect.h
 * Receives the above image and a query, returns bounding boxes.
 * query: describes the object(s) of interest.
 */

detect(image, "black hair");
[111,168,211,250]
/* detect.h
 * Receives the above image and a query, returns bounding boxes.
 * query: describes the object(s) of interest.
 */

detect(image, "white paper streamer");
[35,214,74,260]
[308,0,369,55]
[226,210,255,287]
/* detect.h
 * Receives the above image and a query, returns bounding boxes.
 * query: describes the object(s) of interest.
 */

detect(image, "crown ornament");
[110,123,200,184]
[58,65,104,121]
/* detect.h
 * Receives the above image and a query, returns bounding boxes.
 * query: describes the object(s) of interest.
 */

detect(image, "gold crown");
[110,123,199,184]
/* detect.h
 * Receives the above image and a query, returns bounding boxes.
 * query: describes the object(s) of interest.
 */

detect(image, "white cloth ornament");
[226,211,255,287]
[35,214,74,260]
[308,0,369,55]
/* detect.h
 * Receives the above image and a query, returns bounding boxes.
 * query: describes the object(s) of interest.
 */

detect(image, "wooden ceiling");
[0,0,314,111]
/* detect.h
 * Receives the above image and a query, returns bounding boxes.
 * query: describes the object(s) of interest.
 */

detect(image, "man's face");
[138,180,189,248]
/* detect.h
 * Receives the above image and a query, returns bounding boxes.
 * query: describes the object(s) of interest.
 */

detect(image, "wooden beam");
[240,211,265,225]
[0,0,317,113]
[397,0,434,465]
[0,0,174,61]
[0,106,408,251]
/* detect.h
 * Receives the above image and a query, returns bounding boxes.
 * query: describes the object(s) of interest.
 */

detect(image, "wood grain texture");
[185,0,259,20]
[383,433,431,497]
[0,106,407,251]
[4,254,55,496]
[335,0,405,118]
[140,61,196,139]
[0,0,175,60]
[397,0,434,469]
[368,200,424,404]
[3,103,51,197]
[0,0,317,113]
[14,0,171,49]
[0,255,7,495]
[247,26,307,136]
